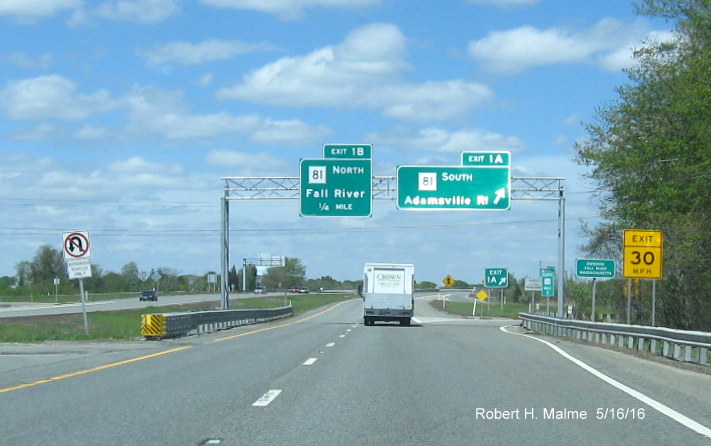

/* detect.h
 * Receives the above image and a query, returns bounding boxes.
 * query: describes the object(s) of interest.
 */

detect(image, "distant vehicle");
[289,286,309,293]
[254,286,267,294]
[362,263,415,326]
[297,287,310,294]
[139,290,158,301]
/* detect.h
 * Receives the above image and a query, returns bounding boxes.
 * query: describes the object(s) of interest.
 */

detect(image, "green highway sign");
[485,268,509,288]
[576,259,616,279]
[396,166,510,210]
[461,151,510,166]
[300,159,372,217]
[541,267,555,297]
[323,144,372,159]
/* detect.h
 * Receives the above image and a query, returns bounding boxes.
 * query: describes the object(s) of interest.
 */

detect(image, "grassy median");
[0,294,355,343]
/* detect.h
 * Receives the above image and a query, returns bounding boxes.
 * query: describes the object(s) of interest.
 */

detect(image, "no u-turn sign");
[63,231,91,259]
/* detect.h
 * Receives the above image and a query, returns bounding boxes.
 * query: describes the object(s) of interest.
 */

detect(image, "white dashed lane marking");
[252,389,282,407]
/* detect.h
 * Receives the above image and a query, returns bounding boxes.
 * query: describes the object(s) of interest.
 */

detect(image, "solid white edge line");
[500,325,711,440]
[252,389,282,407]
[303,357,318,366]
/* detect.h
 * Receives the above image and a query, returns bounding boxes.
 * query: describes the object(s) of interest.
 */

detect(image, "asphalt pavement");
[1,294,709,445]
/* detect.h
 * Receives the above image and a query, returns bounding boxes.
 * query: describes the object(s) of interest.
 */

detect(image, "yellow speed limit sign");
[623,229,663,279]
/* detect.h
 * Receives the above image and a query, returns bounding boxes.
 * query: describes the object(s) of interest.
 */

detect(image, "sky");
[0,0,674,286]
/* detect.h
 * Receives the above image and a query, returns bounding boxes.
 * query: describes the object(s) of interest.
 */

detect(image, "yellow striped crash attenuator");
[141,314,167,338]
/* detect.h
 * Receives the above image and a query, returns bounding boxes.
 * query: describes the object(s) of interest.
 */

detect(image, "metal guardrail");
[142,306,293,339]
[519,313,711,367]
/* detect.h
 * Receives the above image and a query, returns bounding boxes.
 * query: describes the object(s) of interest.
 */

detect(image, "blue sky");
[0,0,674,285]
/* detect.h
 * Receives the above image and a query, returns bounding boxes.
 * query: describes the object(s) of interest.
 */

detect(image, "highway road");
[0,292,277,318]
[1,294,710,445]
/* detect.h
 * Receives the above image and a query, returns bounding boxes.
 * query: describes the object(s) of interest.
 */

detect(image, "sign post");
[62,231,91,335]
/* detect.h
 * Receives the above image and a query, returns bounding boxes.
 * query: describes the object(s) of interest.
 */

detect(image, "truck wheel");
[364,317,372,326]
[400,318,411,327]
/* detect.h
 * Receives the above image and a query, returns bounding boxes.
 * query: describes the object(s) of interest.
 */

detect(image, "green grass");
[0,293,355,343]
[432,299,529,319]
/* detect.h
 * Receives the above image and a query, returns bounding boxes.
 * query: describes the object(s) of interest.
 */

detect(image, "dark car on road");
[139,290,158,301]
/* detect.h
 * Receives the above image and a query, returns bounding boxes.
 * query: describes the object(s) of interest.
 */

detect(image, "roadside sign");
[300,159,372,217]
[623,229,663,279]
[485,268,508,288]
[524,278,542,291]
[396,165,510,210]
[541,268,555,297]
[576,259,616,279]
[67,258,92,279]
[442,275,456,287]
[461,151,510,167]
[476,290,489,301]
[323,144,372,159]
[62,231,91,259]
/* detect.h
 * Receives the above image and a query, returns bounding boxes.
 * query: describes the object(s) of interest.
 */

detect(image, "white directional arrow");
[493,187,506,205]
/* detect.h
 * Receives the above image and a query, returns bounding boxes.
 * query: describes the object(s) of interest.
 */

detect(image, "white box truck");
[362,263,415,326]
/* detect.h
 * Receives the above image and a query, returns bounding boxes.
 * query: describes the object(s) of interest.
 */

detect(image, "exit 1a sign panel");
[397,166,510,210]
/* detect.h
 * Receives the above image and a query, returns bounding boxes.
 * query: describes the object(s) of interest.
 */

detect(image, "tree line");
[0,246,363,298]
[574,0,710,330]
[0,244,219,298]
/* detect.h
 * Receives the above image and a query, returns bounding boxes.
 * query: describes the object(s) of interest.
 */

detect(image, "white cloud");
[0,75,118,120]
[8,123,58,141]
[251,119,332,145]
[218,23,492,122]
[196,73,214,87]
[218,24,408,104]
[139,40,271,67]
[377,81,492,122]
[0,0,80,23]
[562,114,580,127]
[200,0,379,19]
[468,18,662,73]
[205,150,290,175]
[366,126,525,154]
[125,85,330,144]
[4,52,53,69]
[74,124,108,140]
[92,0,181,24]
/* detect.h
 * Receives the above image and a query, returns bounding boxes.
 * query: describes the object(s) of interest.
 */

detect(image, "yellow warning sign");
[442,275,456,287]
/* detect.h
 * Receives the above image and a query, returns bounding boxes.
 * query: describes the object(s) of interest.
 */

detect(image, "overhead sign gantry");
[221,145,565,315]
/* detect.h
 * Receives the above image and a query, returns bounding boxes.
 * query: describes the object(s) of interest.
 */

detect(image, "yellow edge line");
[0,345,192,394]
[0,299,354,394]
